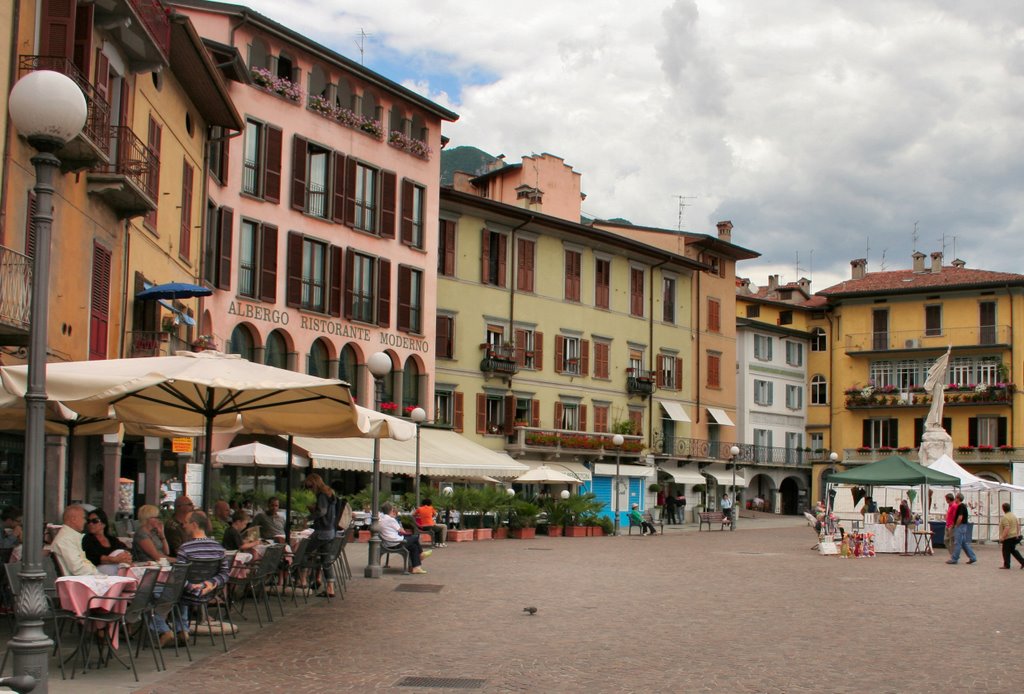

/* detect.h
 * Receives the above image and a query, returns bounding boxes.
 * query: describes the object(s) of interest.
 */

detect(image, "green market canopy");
[829,455,960,486]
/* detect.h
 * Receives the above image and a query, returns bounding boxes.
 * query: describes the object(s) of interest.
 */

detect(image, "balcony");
[842,447,1017,465]
[87,126,159,219]
[127,331,191,358]
[480,344,518,376]
[18,56,110,171]
[626,369,655,396]
[0,245,31,344]
[505,426,643,461]
[660,437,812,468]
[93,0,170,72]
[844,384,1015,410]
[845,325,1011,354]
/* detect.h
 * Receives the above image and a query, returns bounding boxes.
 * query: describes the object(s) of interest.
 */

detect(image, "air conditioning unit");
[904,339,920,349]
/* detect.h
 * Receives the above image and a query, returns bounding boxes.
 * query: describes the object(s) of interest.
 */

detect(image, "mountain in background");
[440,146,502,185]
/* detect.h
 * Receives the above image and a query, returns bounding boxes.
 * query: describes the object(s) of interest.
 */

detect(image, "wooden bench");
[698,511,730,531]
[628,513,664,535]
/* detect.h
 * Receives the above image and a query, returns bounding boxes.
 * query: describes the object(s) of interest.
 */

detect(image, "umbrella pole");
[285,435,294,543]
[202,406,214,514]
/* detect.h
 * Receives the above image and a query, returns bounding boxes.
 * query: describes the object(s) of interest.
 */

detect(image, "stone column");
[144,437,162,505]
[43,435,67,523]
[67,437,87,503]
[102,434,123,516]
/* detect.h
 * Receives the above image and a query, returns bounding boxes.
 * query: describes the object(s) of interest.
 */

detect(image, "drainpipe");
[506,215,533,384]
[648,257,669,449]
[119,220,131,357]
[695,269,702,426]
[825,308,835,459]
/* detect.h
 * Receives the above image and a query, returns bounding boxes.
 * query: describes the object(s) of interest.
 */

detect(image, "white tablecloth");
[863,523,910,553]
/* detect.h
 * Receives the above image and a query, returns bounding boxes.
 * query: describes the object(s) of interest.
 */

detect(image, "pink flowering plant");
[251,67,303,102]
[388,130,432,159]
[306,95,383,139]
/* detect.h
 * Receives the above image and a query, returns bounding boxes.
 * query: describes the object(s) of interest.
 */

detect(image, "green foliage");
[595,516,614,534]
[452,488,480,529]
[508,500,540,529]
[348,485,373,513]
[611,420,635,435]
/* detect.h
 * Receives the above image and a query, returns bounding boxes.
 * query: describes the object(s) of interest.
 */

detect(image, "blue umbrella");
[136,282,212,300]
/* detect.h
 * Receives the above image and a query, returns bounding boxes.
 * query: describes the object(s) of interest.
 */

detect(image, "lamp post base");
[365,535,382,578]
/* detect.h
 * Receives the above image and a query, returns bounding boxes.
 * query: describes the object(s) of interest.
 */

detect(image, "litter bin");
[929,520,947,547]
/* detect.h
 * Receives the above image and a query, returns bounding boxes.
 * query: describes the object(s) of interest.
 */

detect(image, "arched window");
[277,51,296,81]
[228,324,256,362]
[265,330,288,369]
[309,65,330,99]
[402,357,420,410]
[361,89,379,122]
[248,38,269,71]
[336,78,355,110]
[388,104,404,134]
[411,113,428,141]
[308,338,330,378]
[811,375,828,405]
[339,344,359,403]
[811,327,827,352]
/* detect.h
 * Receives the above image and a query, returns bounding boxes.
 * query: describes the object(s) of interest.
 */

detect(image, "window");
[595,258,610,309]
[400,180,425,248]
[352,162,378,233]
[785,341,803,367]
[513,397,536,427]
[785,432,803,464]
[557,336,583,375]
[753,429,772,462]
[628,408,643,435]
[593,341,610,379]
[209,126,229,185]
[969,416,1006,447]
[339,344,359,403]
[895,360,919,390]
[746,304,760,318]
[977,358,1000,385]
[559,402,581,431]
[435,390,462,430]
[811,327,827,351]
[948,357,971,386]
[292,139,332,218]
[436,315,454,358]
[778,310,793,326]
[486,324,505,352]
[228,324,256,362]
[663,277,676,323]
[345,251,389,324]
[707,352,721,388]
[144,116,162,229]
[516,238,535,292]
[870,360,894,388]
[204,204,233,289]
[264,330,288,369]
[863,418,898,448]
[707,298,721,332]
[754,379,773,406]
[810,432,824,453]
[925,304,942,336]
[402,357,421,410]
[628,350,644,375]
[786,384,803,410]
[702,253,722,276]
[481,230,507,287]
[754,335,773,361]
[514,328,542,370]
[564,250,582,302]
[811,375,828,405]
[301,238,327,311]
[242,119,282,202]
[439,219,457,277]
[397,266,423,333]
[89,243,111,360]
[477,394,506,435]
[308,339,330,377]
[629,267,644,317]
[594,404,609,433]
[657,354,680,390]
[238,219,259,298]
[179,159,194,259]
[979,301,996,344]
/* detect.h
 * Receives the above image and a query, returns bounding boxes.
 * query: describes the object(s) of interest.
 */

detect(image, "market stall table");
[862,523,909,553]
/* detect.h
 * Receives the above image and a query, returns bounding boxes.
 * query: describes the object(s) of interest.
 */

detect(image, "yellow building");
[814,252,1024,499]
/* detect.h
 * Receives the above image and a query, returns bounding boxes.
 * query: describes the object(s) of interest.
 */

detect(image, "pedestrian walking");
[664,492,677,525]
[943,493,958,556]
[676,491,687,525]
[997,502,1024,570]
[946,492,977,565]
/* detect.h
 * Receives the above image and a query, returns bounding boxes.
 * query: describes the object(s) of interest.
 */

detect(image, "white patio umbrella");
[214,442,307,468]
[514,465,581,485]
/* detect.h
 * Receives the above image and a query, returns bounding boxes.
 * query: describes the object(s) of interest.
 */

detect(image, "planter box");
[589,527,605,537]
[449,529,474,542]
[493,527,509,539]
[473,528,492,541]
[564,526,588,538]
[420,533,433,545]
[357,530,371,543]
[547,525,563,537]
[510,528,536,539]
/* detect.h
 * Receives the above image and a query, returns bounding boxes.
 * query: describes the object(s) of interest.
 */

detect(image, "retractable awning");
[702,464,747,488]
[706,407,735,426]
[658,466,707,485]
[592,463,655,478]
[658,400,692,423]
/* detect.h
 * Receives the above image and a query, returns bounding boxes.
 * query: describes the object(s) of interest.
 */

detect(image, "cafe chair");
[381,541,411,574]
[183,558,234,653]
[146,562,192,668]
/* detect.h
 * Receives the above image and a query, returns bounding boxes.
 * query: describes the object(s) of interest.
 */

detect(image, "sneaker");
[159,631,176,648]
[410,567,427,574]
[421,549,433,559]
[967,559,977,564]
[945,560,958,564]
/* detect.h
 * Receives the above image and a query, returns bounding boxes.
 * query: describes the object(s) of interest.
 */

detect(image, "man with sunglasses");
[50,505,100,576]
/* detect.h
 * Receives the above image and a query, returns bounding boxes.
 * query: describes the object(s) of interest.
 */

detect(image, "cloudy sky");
[247,0,1024,291]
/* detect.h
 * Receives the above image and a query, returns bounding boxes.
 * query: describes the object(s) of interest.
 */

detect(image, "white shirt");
[51,525,99,576]
[379,514,405,544]
[720,497,733,511]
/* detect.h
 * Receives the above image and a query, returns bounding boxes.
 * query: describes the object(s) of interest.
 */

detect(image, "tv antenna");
[674,195,696,231]
[355,29,373,65]
[795,251,811,281]
[912,221,919,252]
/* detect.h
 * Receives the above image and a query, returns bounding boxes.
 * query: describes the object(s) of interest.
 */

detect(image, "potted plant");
[508,500,540,539]
[471,487,505,540]
[559,492,604,537]
[448,488,477,542]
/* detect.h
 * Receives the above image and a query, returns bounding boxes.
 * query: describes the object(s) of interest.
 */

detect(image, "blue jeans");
[150,585,188,634]
[950,524,977,563]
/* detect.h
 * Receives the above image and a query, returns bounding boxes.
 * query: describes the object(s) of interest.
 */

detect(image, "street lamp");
[729,444,741,531]
[410,407,426,507]
[827,451,840,514]
[365,351,392,578]
[8,70,87,689]
[612,433,625,535]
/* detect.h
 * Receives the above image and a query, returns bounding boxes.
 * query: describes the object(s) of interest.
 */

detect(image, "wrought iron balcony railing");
[626,369,655,396]
[480,343,518,376]
[0,245,31,334]
[660,437,811,467]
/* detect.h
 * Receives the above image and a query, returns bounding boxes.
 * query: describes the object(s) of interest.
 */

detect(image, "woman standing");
[304,472,338,598]
[82,508,131,567]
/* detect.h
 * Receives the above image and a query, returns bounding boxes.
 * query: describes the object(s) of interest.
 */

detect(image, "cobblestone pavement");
[48,516,1023,693]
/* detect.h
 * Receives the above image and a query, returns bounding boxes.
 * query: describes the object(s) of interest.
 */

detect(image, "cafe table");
[56,574,138,648]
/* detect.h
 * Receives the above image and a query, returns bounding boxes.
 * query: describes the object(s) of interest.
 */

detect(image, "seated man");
[253,497,286,541]
[222,510,260,552]
[628,503,658,536]
[163,511,230,643]
[379,502,431,574]
[50,505,100,576]
[413,498,448,547]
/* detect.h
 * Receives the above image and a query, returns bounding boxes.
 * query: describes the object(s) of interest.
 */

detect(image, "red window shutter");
[630,268,644,316]
[580,340,590,376]
[380,171,397,238]
[595,343,609,379]
[376,259,391,327]
[343,250,356,318]
[327,245,343,317]
[89,243,111,360]
[144,117,162,228]
[479,228,489,283]
[72,4,93,77]
[534,332,543,370]
[496,234,507,287]
[503,395,515,434]
[331,152,346,223]
[579,405,587,432]
[656,355,666,388]
[259,224,278,302]
[514,328,527,367]
[441,220,456,276]
[25,191,37,259]
[554,336,565,373]
[179,159,194,259]
[216,207,233,290]
[40,0,76,60]
[708,298,721,332]
[517,239,534,291]
[629,410,643,435]
[436,315,451,358]
[554,402,564,429]
[94,49,110,102]
[285,231,303,307]
[400,179,414,244]
[595,406,608,433]
[290,135,307,211]
[476,394,487,434]
[531,399,540,427]
[397,265,411,331]
[264,125,283,203]
[454,392,464,432]
[675,357,683,390]
[708,354,720,388]
[343,158,357,227]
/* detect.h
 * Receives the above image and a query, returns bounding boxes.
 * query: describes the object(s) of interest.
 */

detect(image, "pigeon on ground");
[523,606,538,615]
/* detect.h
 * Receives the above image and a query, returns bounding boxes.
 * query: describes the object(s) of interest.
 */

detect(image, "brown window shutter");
[503,394,515,434]
[343,157,357,226]
[656,355,666,388]
[525,240,534,290]
[380,171,397,238]
[25,191,37,259]
[89,243,111,360]
[675,357,683,390]
[290,135,307,211]
[534,332,543,370]
[217,207,233,290]
[400,179,414,244]
[476,394,486,434]
[220,131,230,186]
[595,406,608,433]
[531,399,540,427]
[517,239,534,291]
[496,234,507,287]
[454,392,464,432]
[595,343,609,379]
[343,249,356,318]
[442,220,456,275]
[144,117,162,228]
[554,336,565,373]
[179,160,194,259]
[436,315,451,358]
[327,244,343,316]
[94,49,110,102]
[40,0,76,60]
[72,4,93,77]
[514,328,527,367]
[580,340,590,376]
[376,259,391,327]
[479,228,490,283]
[579,405,587,432]
[397,265,411,330]
[264,125,283,203]
[259,224,278,302]
[554,402,564,429]
[285,231,303,307]
[331,152,346,223]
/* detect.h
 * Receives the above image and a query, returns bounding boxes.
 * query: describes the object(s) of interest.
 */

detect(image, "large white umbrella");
[213,442,308,468]
[515,465,581,484]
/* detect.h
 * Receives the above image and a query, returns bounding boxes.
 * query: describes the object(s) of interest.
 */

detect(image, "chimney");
[912,251,926,273]
[951,258,966,269]
[930,251,943,273]
[851,258,867,280]
[716,220,733,243]
[767,275,779,292]
[737,277,752,294]
[797,277,811,294]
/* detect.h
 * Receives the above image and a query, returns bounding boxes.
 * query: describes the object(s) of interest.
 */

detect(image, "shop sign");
[171,437,193,453]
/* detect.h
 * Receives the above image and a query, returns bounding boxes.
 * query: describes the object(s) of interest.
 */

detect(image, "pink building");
[175,1,457,411]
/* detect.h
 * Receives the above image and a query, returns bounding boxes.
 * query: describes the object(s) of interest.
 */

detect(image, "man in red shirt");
[944,493,958,556]
[413,498,448,547]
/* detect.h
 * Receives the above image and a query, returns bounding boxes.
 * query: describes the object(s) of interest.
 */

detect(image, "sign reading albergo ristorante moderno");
[227,300,429,352]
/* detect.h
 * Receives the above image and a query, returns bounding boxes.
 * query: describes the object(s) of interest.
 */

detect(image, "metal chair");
[381,541,411,574]
[287,539,319,605]
[183,557,233,653]
[255,543,287,619]
[146,562,192,667]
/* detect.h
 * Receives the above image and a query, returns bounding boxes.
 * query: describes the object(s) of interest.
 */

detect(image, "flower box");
[251,67,303,102]
[564,526,588,538]
[357,530,371,543]
[589,526,605,537]
[492,527,509,539]
[510,528,535,539]
[546,525,562,537]
[473,528,492,541]
[448,529,474,542]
